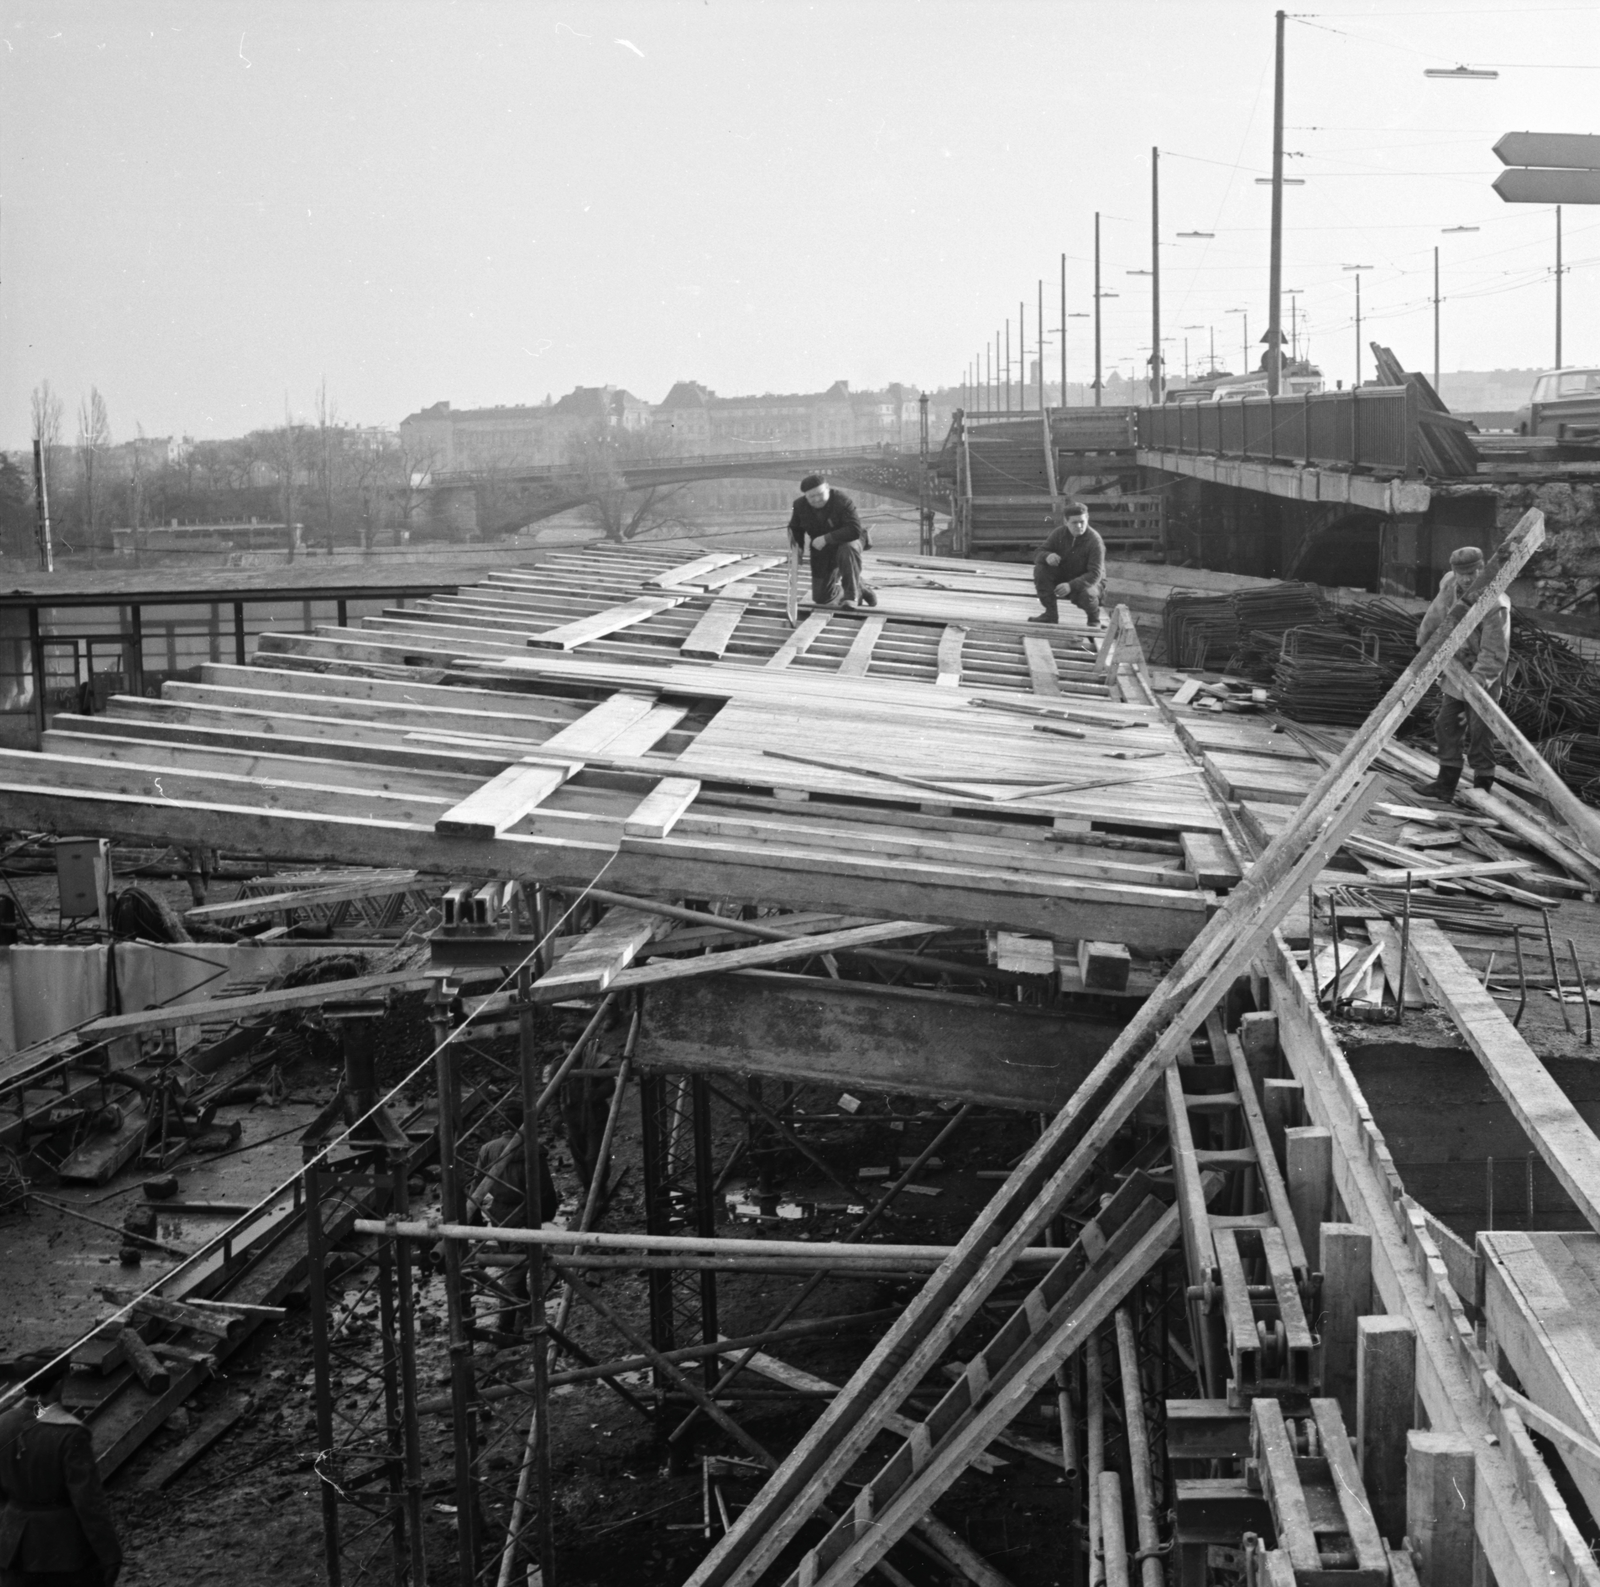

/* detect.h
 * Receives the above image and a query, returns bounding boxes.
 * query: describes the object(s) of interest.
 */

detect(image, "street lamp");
[1424,65,1498,79]
[1177,231,1214,239]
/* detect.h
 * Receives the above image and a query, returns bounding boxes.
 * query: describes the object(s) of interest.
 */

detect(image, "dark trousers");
[810,541,867,605]
[1434,682,1500,774]
[1033,562,1104,624]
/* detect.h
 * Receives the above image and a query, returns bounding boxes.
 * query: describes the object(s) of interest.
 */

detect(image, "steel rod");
[1114,1309,1163,1587]
[1569,939,1593,1045]
[1542,910,1575,1034]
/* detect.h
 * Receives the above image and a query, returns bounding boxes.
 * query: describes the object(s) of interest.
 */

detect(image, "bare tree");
[315,378,340,554]
[76,388,112,565]
[260,405,305,562]
[29,382,63,568]
[391,432,441,545]
[563,423,696,543]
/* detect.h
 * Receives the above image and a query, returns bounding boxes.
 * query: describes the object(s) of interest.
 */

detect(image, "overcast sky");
[2,0,1597,444]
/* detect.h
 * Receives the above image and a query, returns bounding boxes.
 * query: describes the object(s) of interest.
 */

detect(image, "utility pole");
[1556,204,1564,366]
[1267,9,1286,395]
[1151,146,1163,405]
[1440,251,1452,396]
[31,439,53,573]
[1060,253,1068,407]
[1355,274,1362,387]
[1004,321,1011,415]
[918,392,932,554]
[1038,279,1045,412]
[1019,300,1026,412]
[1094,212,1103,409]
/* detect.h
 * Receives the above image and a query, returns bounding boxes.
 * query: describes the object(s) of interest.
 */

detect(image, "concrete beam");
[1138,449,1432,515]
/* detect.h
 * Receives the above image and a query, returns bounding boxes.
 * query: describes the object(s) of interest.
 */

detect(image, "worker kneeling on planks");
[1413,544,1511,803]
[788,473,878,611]
[1029,499,1106,629]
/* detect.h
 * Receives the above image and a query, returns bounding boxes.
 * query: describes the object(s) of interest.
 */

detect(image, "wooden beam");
[622,777,701,840]
[1407,919,1600,1236]
[526,593,688,650]
[1022,635,1061,696]
[610,920,947,990]
[767,610,832,669]
[935,625,965,688]
[435,692,658,838]
[838,614,887,677]
[651,553,745,587]
[538,907,664,996]
[1443,661,1600,860]
[698,555,784,590]
[681,600,749,660]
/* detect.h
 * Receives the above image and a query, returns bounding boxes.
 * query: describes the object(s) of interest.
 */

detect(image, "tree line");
[1,381,445,567]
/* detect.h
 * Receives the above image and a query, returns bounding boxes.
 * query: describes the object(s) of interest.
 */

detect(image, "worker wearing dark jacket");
[787,474,878,609]
[1030,500,1107,628]
[1413,544,1511,801]
[0,1398,122,1587]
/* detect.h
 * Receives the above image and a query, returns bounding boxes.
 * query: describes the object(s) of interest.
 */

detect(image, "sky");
[2,0,1598,445]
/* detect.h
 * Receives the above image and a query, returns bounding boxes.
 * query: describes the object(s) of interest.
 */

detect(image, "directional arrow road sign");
[1494,168,1600,205]
[1494,132,1600,170]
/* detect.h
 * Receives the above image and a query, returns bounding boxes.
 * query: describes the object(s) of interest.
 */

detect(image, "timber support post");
[1318,1223,1371,1427]
[1405,1431,1477,1586]
[1357,1314,1417,1544]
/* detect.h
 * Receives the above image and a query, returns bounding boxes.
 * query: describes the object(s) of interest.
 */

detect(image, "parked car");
[1514,367,1600,439]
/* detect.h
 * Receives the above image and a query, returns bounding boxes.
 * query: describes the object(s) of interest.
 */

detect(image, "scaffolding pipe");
[1087,1329,1105,1587]
[1114,1309,1164,1587]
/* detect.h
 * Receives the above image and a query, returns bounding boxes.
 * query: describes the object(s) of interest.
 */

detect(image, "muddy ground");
[6,971,1082,1587]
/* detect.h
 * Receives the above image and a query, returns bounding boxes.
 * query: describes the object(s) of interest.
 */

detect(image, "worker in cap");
[787,473,877,611]
[1413,544,1511,802]
[1029,499,1107,629]
[0,1395,122,1587]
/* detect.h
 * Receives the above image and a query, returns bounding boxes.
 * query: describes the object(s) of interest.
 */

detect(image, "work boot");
[1475,769,1497,794]
[858,587,879,608]
[1414,764,1462,802]
[1028,612,1059,625]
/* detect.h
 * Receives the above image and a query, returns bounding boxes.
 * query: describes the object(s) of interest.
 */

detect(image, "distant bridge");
[425,444,952,533]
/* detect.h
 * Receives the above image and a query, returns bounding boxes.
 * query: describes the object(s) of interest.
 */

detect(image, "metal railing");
[1136,385,1422,476]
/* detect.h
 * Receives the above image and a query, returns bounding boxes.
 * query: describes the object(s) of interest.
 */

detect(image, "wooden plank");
[681,599,749,660]
[609,920,947,990]
[838,615,887,677]
[651,553,745,588]
[1181,831,1243,890]
[1022,635,1061,696]
[1408,920,1600,1235]
[435,693,658,838]
[935,626,965,688]
[767,610,832,670]
[539,907,664,996]
[1445,661,1600,860]
[434,759,578,840]
[526,593,688,650]
[600,703,688,757]
[700,555,785,590]
[185,870,421,923]
[622,777,702,840]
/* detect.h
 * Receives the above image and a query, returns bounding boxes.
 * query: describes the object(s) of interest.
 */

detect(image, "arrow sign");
[1494,132,1600,170]
[1494,167,1600,205]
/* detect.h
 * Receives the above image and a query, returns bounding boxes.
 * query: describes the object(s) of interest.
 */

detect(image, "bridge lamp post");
[1226,308,1249,374]
[1181,327,1205,383]
[1066,313,1089,407]
[1342,265,1373,386]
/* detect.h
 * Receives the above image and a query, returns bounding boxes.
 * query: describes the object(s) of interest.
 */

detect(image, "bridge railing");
[1136,385,1422,475]
[429,443,911,486]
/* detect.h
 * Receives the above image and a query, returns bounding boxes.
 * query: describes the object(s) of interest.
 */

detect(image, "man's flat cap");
[1449,545,1485,568]
[799,473,824,492]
